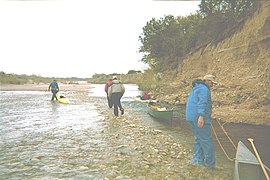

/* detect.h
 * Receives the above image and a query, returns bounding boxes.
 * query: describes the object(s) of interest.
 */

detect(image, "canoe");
[234,141,269,180]
[147,102,179,122]
[133,96,157,103]
[56,94,70,104]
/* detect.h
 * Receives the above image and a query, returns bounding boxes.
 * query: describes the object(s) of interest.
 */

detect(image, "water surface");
[1,84,269,179]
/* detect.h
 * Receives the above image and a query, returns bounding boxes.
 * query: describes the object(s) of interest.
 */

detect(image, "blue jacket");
[49,81,59,90]
[186,80,212,124]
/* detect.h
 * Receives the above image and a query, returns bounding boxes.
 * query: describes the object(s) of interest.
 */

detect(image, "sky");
[0,0,200,78]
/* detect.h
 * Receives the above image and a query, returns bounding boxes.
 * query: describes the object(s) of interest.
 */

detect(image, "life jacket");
[143,92,150,100]
[50,82,58,90]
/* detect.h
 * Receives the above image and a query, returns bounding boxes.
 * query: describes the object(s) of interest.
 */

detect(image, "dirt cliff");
[152,1,270,126]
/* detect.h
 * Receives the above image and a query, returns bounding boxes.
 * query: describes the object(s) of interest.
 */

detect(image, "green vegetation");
[136,69,161,91]
[88,71,142,84]
[127,70,142,74]
[0,71,28,84]
[139,0,258,72]
[0,71,90,85]
[0,70,142,85]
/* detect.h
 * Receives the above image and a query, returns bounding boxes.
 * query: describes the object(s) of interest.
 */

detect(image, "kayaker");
[104,78,113,108]
[108,76,125,116]
[185,74,217,168]
[48,80,59,101]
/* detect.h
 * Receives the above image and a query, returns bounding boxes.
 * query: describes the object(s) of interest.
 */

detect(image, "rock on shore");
[94,104,234,179]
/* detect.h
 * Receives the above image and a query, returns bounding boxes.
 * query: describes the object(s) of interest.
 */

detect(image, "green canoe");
[234,141,270,180]
[147,102,180,122]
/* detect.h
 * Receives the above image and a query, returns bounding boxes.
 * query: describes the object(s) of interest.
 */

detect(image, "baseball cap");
[203,75,217,84]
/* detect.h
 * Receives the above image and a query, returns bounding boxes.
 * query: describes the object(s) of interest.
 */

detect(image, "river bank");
[94,109,233,179]
[0,84,234,179]
[80,87,235,179]
[145,81,270,126]
[0,83,90,92]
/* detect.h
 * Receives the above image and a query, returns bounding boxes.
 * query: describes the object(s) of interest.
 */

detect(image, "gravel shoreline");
[87,88,234,179]
[94,102,234,179]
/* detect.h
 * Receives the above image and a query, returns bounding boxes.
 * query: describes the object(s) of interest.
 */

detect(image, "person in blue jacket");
[48,80,59,101]
[186,74,217,168]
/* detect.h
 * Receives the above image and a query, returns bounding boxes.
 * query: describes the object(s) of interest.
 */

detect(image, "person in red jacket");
[140,91,151,100]
[104,78,113,108]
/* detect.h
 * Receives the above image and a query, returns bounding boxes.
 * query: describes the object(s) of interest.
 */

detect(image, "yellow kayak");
[56,94,70,104]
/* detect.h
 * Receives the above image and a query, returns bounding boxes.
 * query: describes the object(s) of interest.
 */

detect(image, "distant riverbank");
[2,83,270,127]
[0,83,92,92]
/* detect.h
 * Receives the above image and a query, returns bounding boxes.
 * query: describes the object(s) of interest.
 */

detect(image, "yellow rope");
[215,118,237,150]
[211,123,235,161]
[212,119,270,172]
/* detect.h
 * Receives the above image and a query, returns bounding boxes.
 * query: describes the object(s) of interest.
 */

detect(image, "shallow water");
[0,84,147,179]
[0,89,105,179]
[0,84,269,179]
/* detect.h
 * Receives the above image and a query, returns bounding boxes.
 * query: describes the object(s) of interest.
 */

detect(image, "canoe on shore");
[133,96,157,103]
[147,102,180,122]
[234,141,270,180]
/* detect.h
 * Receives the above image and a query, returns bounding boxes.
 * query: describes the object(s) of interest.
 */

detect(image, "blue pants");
[189,122,215,168]
[51,89,58,101]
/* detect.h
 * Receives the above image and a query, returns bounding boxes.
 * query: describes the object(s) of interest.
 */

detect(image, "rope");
[211,123,235,161]
[215,118,237,150]
[212,119,270,171]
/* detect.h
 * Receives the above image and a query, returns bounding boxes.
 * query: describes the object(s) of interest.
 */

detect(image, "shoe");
[189,160,204,166]
[121,109,124,115]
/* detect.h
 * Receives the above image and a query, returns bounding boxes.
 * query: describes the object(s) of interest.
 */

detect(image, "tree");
[127,70,141,74]
[199,0,258,42]
[139,15,188,71]
[138,0,258,71]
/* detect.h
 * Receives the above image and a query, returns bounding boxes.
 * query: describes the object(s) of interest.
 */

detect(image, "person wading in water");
[48,80,59,101]
[108,76,125,116]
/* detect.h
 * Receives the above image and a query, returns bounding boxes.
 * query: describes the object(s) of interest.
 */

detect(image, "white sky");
[0,0,200,78]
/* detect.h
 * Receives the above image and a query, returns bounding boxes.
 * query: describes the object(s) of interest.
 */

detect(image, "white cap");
[203,75,217,84]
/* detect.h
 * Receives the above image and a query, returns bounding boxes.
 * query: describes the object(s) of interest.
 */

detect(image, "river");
[0,84,269,179]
